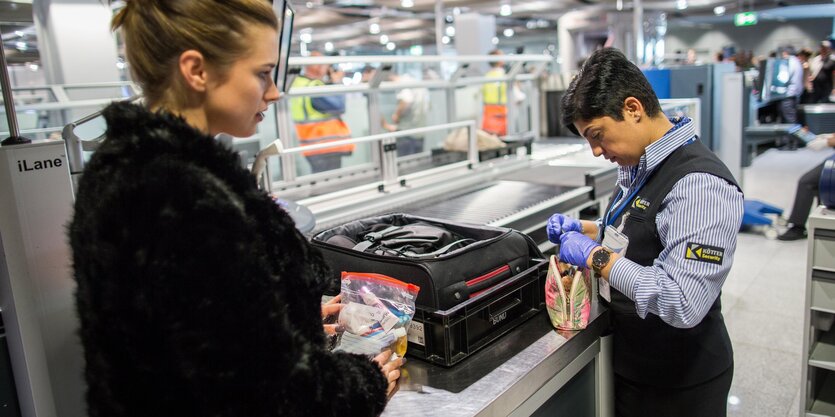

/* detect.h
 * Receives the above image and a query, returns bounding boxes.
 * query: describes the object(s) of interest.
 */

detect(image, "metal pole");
[0,42,30,145]
[633,0,644,65]
[435,0,444,54]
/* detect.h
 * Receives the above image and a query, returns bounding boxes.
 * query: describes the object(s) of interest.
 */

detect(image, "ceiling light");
[442,36,451,44]
[617,0,623,10]
[15,41,27,51]
[453,7,461,15]
[386,42,396,51]
[115,61,125,70]
[713,5,726,15]
[299,32,312,43]
[369,23,380,34]
[445,26,456,36]
[499,4,512,16]
[28,63,39,71]
[325,42,334,52]
[380,34,389,44]
[14,31,24,37]
[401,0,414,7]
[492,36,499,45]
[305,1,313,8]
[503,28,514,37]
[526,21,536,29]
[676,0,687,9]
[445,15,454,23]
[537,19,549,28]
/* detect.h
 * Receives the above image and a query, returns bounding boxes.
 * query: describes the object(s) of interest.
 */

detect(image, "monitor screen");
[273,0,294,94]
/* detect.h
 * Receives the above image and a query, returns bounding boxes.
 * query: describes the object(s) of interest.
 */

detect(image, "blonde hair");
[111,0,278,109]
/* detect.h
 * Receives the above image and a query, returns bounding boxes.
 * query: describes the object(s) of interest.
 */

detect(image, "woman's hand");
[322,295,344,335]
[374,349,405,397]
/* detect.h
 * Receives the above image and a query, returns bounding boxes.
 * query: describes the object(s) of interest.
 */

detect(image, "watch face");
[593,249,611,269]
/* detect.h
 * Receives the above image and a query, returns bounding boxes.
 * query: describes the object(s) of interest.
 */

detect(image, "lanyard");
[604,136,697,226]
[604,178,648,226]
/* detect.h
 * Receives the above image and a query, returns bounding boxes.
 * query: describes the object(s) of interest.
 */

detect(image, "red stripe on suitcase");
[465,264,510,287]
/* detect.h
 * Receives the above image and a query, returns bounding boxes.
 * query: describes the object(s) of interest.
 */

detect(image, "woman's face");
[204,25,280,137]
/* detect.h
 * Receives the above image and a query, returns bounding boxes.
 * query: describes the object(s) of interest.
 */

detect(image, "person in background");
[69,1,401,415]
[482,49,509,136]
[382,72,430,157]
[290,51,355,173]
[798,48,814,104]
[810,40,835,103]
[778,133,835,241]
[777,46,804,149]
[548,48,742,417]
[685,48,700,65]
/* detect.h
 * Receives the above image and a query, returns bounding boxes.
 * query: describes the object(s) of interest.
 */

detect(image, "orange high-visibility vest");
[290,76,355,157]
[481,67,507,136]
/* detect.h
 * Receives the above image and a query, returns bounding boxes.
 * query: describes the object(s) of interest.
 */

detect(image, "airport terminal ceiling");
[0,0,832,67]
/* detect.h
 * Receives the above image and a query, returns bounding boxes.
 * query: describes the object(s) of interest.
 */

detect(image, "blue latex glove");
[559,231,600,268]
[546,213,582,244]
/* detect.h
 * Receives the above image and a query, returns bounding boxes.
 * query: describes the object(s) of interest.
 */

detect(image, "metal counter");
[383,305,609,417]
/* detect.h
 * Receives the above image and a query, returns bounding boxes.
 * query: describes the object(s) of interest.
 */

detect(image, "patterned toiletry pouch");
[545,255,591,331]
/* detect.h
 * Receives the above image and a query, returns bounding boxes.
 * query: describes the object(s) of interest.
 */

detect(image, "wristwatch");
[591,247,613,276]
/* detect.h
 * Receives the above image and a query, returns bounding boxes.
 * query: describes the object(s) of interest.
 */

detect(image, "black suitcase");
[311,213,543,311]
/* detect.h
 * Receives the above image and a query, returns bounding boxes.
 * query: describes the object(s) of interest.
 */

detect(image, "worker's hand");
[322,295,344,335]
[546,213,582,243]
[559,231,599,268]
[374,349,405,397]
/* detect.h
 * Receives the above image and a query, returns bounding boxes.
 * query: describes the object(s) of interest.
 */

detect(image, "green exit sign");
[734,12,758,26]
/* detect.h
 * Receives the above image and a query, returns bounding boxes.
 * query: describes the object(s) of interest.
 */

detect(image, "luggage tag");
[598,225,629,302]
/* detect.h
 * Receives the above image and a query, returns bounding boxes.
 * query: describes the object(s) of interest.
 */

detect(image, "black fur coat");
[69,102,387,416]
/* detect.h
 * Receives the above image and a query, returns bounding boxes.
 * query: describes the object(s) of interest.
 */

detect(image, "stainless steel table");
[383,305,610,417]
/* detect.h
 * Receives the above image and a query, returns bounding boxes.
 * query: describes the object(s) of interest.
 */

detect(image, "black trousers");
[788,162,825,226]
[778,96,798,124]
[615,365,733,417]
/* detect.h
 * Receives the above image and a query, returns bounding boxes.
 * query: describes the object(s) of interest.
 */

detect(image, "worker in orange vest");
[482,49,508,136]
[290,51,355,173]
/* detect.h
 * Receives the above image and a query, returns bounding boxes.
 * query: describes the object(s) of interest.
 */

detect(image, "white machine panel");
[0,140,83,417]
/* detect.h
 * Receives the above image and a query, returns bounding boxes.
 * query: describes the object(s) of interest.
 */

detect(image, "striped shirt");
[606,118,744,329]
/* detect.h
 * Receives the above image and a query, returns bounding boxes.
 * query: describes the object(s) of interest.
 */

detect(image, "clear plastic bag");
[334,272,420,358]
[545,255,591,331]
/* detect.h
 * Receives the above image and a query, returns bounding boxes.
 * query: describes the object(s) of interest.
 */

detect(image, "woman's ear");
[622,97,645,122]
[178,50,208,93]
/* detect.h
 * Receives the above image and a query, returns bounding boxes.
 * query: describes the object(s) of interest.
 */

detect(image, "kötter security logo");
[685,242,725,265]
[631,196,651,211]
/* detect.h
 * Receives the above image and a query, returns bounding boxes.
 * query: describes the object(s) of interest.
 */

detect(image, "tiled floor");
[724,146,835,417]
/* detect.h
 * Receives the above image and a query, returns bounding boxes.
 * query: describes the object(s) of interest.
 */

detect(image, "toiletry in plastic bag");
[545,255,591,331]
[334,272,420,358]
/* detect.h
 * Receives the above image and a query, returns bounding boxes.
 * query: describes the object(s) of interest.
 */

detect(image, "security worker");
[481,49,508,136]
[547,48,742,417]
[290,51,355,173]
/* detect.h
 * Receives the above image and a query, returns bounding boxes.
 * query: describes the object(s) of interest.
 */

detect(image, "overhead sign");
[734,12,758,26]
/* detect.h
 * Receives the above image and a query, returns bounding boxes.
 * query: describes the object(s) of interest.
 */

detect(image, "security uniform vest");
[602,139,739,388]
[290,75,355,157]
[482,67,507,136]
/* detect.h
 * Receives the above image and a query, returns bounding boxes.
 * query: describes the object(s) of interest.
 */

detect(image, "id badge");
[598,225,630,302]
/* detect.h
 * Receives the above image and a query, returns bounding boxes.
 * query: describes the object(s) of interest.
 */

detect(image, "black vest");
[602,139,739,388]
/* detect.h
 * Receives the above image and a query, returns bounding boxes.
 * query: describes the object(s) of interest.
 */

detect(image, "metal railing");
[253,119,477,193]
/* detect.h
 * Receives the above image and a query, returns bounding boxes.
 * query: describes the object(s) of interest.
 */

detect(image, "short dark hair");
[561,48,661,136]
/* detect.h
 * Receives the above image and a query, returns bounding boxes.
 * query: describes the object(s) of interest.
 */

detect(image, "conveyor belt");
[401,180,582,226]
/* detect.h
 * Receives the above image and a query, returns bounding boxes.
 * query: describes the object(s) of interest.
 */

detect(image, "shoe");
[777,226,807,241]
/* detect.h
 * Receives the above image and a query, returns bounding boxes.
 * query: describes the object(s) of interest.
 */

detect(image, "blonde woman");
[69,1,400,415]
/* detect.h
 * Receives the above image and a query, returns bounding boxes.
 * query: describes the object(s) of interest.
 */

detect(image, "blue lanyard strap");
[604,136,697,226]
[604,180,647,226]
